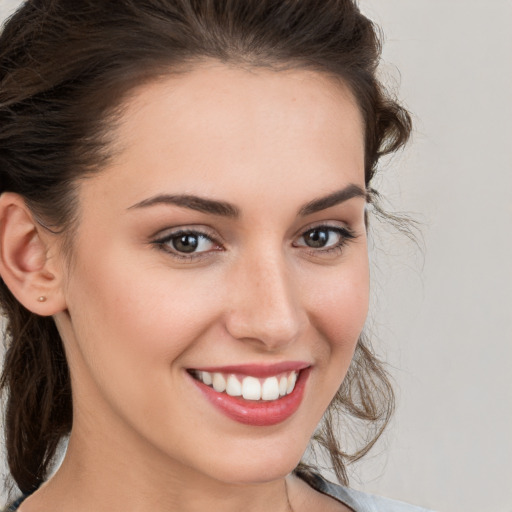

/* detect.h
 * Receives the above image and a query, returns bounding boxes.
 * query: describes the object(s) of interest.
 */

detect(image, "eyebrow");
[127,183,367,218]
[298,183,367,216]
[128,194,240,218]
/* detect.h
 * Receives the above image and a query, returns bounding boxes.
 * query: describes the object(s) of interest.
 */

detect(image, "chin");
[209,458,298,485]
[195,434,308,485]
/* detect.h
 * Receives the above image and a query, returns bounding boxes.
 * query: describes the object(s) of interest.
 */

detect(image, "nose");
[224,252,308,351]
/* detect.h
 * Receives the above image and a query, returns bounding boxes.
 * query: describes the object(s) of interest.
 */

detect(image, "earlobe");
[0,193,66,316]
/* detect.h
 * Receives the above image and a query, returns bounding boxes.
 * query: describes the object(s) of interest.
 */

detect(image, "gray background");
[1,0,511,511]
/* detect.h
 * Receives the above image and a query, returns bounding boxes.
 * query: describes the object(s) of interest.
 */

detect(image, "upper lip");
[188,361,311,377]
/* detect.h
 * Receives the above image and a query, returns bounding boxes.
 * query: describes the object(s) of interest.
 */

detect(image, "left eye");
[296,227,351,249]
[157,231,216,254]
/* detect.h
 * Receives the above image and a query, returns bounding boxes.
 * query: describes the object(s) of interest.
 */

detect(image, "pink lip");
[188,366,311,427]
[191,361,310,378]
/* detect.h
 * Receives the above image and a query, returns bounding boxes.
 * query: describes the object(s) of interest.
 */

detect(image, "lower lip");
[189,368,311,427]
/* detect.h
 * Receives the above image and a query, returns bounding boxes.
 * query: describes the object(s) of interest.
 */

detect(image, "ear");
[0,192,67,316]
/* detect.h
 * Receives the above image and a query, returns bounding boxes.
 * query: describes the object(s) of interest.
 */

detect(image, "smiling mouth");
[187,364,311,426]
[188,369,298,401]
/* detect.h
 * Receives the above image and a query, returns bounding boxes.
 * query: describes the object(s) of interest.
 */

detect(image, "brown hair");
[0,0,411,496]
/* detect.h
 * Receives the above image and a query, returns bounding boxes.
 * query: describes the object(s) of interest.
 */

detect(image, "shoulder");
[296,470,435,512]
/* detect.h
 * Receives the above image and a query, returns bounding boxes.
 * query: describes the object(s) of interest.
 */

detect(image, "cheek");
[292,253,369,427]
[307,256,370,354]
[63,245,224,402]
[73,272,215,355]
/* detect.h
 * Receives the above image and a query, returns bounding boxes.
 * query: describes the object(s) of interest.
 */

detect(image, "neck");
[23,427,293,512]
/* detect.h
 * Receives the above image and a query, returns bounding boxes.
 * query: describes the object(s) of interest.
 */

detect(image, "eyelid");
[152,224,225,244]
[151,225,224,260]
[292,223,358,255]
[293,221,357,240]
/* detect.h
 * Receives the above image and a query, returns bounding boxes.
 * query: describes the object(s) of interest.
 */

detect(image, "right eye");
[153,229,221,259]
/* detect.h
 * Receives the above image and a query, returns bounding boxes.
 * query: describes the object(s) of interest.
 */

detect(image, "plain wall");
[1,1,511,511]
[353,1,512,511]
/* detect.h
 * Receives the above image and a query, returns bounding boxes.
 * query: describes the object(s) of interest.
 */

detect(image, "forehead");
[86,63,365,210]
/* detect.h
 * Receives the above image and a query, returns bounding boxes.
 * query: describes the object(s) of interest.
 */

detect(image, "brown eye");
[172,233,200,253]
[303,228,331,248]
[155,230,218,257]
[295,225,356,252]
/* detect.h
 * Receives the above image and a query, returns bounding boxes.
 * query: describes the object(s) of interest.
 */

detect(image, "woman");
[0,1,430,511]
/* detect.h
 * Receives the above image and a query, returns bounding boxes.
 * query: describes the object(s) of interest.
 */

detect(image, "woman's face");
[55,63,369,484]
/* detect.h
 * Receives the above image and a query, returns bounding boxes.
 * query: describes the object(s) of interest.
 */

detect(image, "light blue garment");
[2,495,25,512]
[298,470,435,512]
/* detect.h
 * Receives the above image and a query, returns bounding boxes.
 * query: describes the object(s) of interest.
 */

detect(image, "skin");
[14,63,368,512]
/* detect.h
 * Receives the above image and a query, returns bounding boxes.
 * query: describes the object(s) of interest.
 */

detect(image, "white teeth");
[212,372,226,392]
[194,370,300,401]
[261,376,280,400]
[226,374,242,396]
[286,372,297,394]
[242,376,261,400]
[279,376,288,396]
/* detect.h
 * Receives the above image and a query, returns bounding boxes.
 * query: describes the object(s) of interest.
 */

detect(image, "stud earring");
[37,296,47,302]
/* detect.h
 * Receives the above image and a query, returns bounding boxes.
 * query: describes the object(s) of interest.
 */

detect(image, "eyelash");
[152,228,221,262]
[152,225,357,262]
[294,225,356,256]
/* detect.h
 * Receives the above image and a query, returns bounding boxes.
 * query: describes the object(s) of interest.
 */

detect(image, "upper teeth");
[194,370,298,401]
